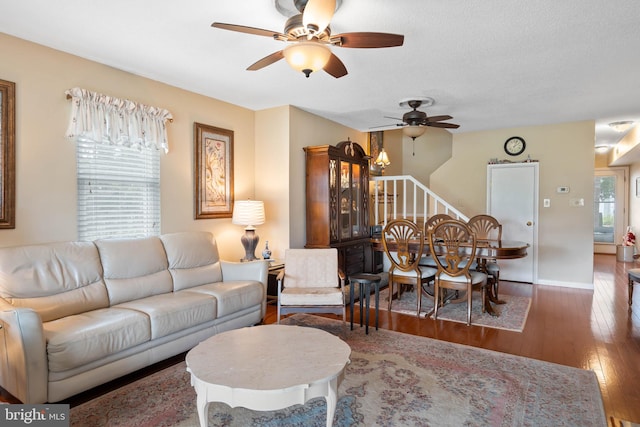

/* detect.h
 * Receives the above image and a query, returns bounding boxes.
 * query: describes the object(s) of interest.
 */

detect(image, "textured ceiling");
[1,0,640,147]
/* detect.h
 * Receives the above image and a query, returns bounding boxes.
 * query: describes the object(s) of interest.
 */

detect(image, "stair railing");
[371,175,468,228]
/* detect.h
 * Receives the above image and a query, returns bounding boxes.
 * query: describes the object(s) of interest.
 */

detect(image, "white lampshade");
[283,41,331,78]
[374,148,391,167]
[403,125,427,139]
[232,200,265,229]
[303,0,336,34]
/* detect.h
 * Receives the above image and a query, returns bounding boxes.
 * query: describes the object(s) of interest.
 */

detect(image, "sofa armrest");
[0,299,48,403]
[220,260,269,286]
[220,260,269,318]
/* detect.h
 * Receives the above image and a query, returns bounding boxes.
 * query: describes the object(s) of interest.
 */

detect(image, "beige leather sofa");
[0,231,268,403]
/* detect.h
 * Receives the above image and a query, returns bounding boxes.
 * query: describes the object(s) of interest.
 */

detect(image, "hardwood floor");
[2,254,638,424]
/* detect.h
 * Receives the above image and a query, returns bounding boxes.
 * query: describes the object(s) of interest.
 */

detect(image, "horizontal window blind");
[77,138,160,241]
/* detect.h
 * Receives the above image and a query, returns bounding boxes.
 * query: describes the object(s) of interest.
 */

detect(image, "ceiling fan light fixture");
[302,0,336,35]
[403,125,427,139]
[283,41,331,77]
[608,120,635,132]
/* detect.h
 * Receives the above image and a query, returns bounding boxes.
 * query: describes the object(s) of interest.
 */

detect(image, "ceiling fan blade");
[332,32,404,48]
[247,50,285,71]
[212,22,287,39]
[370,124,399,129]
[425,115,453,122]
[427,122,460,129]
[323,53,348,78]
[383,116,402,121]
[303,0,336,34]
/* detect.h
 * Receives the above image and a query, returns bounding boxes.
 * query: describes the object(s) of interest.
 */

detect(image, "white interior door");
[487,163,538,283]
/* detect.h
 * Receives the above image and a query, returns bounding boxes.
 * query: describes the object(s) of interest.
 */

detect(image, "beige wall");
[401,127,453,187]
[430,121,595,287]
[254,106,291,261]
[0,33,257,261]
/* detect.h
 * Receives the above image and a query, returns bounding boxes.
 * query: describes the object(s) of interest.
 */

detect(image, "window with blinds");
[76,138,160,241]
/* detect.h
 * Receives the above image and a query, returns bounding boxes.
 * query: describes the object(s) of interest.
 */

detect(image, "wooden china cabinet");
[304,140,373,276]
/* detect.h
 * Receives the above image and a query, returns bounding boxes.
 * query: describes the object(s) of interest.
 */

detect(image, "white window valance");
[65,87,173,153]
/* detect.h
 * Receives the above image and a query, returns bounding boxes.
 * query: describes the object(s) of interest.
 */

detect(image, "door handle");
[526,221,533,226]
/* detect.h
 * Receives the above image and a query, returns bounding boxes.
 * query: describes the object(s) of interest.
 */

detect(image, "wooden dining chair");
[467,214,502,299]
[428,219,489,325]
[419,214,452,268]
[382,219,437,316]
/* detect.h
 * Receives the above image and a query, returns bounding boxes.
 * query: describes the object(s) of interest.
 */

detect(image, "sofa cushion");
[0,242,108,322]
[160,232,223,291]
[44,307,151,373]
[116,292,217,339]
[95,236,173,305]
[180,280,263,318]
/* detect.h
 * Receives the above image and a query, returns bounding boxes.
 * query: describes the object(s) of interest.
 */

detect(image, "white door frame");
[594,167,628,254]
[486,163,539,284]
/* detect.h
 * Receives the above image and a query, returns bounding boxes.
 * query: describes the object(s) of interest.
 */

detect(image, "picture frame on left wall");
[194,122,234,219]
[0,79,15,229]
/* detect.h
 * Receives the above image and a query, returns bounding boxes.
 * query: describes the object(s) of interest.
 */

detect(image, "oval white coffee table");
[186,324,351,427]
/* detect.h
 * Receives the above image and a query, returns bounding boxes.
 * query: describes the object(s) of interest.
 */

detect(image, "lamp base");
[240,228,260,262]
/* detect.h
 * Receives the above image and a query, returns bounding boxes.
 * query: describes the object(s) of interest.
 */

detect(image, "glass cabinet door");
[351,163,361,237]
[340,161,351,239]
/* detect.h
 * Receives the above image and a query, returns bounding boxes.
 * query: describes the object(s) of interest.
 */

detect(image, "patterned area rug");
[70,314,605,426]
[378,286,531,331]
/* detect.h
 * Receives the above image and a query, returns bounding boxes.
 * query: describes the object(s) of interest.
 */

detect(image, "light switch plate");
[543,199,551,207]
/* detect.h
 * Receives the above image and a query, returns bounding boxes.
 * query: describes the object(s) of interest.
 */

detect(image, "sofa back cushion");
[0,242,109,322]
[160,232,223,291]
[95,236,172,305]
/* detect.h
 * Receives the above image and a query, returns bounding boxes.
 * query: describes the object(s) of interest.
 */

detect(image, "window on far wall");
[76,137,160,241]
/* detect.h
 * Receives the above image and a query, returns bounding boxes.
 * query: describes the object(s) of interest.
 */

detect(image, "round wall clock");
[504,136,526,156]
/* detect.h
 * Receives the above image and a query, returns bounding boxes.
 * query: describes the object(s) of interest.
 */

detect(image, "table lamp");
[232,200,265,262]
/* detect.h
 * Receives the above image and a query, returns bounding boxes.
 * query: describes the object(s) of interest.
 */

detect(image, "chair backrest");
[382,219,424,272]
[283,248,339,288]
[467,214,502,241]
[428,219,477,277]
[425,214,452,232]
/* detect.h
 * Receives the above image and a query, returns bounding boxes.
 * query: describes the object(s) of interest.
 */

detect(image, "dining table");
[370,237,529,317]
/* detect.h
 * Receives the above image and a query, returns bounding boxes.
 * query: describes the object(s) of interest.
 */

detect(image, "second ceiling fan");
[212,0,404,78]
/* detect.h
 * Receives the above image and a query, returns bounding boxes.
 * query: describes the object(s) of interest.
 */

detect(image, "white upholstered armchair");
[276,248,346,323]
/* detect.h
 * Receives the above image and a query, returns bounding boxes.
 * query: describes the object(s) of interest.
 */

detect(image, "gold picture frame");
[0,79,15,229]
[194,122,234,219]
[368,131,384,176]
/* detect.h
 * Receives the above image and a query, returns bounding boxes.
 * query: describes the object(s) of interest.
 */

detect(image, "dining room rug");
[70,314,605,426]
[378,286,531,332]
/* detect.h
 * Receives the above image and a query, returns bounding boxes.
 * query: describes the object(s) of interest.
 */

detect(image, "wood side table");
[186,324,351,427]
[349,273,382,334]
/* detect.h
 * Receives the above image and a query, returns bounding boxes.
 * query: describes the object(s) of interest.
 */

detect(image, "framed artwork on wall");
[369,131,384,176]
[636,177,640,198]
[194,122,234,219]
[0,79,15,229]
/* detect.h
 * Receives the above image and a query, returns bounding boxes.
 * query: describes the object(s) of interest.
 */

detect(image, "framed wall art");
[0,79,15,229]
[194,122,234,219]
[368,131,384,176]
